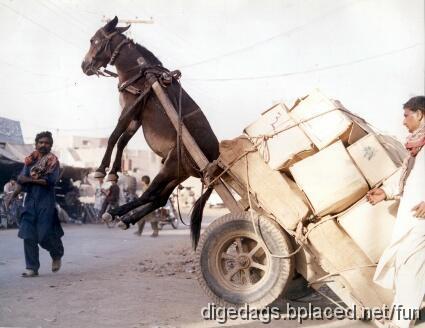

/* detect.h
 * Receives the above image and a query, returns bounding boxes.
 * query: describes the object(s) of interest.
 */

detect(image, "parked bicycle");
[0,193,23,229]
[157,194,179,230]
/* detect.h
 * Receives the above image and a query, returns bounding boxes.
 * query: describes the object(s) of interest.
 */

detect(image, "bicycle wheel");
[0,200,8,229]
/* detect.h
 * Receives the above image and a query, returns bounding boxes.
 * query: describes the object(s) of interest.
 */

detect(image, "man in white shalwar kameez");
[367,96,425,328]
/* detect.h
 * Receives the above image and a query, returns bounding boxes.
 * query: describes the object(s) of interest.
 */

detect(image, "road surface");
[0,208,420,328]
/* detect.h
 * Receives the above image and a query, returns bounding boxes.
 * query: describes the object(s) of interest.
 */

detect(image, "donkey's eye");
[94,39,100,45]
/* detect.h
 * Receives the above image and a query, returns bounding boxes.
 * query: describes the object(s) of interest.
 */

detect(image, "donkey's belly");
[143,127,176,159]
[141,101,177,159]
[140,91,219,163]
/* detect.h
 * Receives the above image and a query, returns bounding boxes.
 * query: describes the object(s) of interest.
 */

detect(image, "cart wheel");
[195,211,294,308]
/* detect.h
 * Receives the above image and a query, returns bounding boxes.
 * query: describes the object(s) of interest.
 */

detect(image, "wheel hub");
[237,255,250,269]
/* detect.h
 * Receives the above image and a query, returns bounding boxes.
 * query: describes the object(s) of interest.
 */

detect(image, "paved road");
[0,208,407,328]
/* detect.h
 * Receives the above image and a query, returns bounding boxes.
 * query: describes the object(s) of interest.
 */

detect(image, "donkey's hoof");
[117,220,129,230]
[102,212,113,223]
[94,171,106,179]
[106,173,119,182]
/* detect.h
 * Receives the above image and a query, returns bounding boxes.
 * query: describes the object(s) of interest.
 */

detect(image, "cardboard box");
[244,103,315,170]
[219,136,310,229]
[340,121,369,146]
[382,167,403,191]
[348,134,399,187]
[290,89,353,149]
[307,218,393,308]
[338,199,398,263]
[289,140,369,216]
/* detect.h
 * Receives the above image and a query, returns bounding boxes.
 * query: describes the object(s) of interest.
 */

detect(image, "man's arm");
[18,175,47,186]
[17,164,46,185]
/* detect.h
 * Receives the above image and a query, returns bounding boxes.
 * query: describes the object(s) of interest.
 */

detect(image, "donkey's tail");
[190,187,213,250]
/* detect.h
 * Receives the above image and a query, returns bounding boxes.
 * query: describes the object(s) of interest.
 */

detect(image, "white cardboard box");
[244,103,315,170]
[338,199,398,263]
[290,140,369,216]
[347,134,399,187]
[290,89,353,149]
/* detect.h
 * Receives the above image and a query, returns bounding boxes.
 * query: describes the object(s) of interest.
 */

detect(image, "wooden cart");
[151,79,393,324]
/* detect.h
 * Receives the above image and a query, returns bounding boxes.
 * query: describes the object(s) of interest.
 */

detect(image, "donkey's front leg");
[107,120,142,181]
[95,98,138,178]
[94,120,129,178]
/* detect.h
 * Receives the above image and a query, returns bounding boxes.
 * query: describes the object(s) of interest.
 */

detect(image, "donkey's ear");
[116,25,131,34]
[104,16,118,32]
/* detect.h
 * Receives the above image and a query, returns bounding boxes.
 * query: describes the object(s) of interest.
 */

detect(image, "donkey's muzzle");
[81,61,94,76]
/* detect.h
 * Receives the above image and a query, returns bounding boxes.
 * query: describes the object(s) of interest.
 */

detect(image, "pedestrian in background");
[134,175,159,237]
[94,177,106,219]
[99,179,120,218]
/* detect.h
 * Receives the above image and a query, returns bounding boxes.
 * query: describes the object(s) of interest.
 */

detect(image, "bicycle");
[0,193,22,229]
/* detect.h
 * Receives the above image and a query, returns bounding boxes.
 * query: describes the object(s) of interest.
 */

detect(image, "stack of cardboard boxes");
[242,89,408,263]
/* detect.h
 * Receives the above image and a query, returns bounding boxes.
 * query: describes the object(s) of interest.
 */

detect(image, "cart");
[150,78,397,324]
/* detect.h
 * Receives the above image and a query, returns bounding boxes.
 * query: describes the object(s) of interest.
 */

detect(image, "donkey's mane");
[134,43,163,66]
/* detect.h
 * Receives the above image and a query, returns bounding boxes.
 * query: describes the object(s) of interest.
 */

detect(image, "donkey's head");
[81,16,130,76]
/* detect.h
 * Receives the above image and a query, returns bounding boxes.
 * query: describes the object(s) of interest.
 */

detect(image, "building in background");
[0,117,24,145]
[54,135,162,178]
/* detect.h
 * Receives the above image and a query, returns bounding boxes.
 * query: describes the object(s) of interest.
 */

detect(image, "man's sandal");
[21,269,38,277]
[52,259,61,272]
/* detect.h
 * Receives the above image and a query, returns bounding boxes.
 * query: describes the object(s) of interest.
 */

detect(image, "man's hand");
[366,188,386,205]
[412,202,425,219]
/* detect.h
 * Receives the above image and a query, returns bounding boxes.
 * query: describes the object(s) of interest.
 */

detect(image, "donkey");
[81,17,218,248]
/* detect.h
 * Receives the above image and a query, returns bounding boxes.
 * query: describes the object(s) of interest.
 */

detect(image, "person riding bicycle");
[99,180,120,218]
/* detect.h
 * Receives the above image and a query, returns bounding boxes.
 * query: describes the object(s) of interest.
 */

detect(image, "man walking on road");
[15,131,64,277]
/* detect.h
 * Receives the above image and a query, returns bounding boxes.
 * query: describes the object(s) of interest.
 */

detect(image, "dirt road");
[0,208,406,328]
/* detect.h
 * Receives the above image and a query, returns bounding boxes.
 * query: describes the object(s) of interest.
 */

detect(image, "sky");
[0,0,423,149]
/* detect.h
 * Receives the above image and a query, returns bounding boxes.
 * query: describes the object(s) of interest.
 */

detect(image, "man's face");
[36,137,52,155]
[403,108,423,133]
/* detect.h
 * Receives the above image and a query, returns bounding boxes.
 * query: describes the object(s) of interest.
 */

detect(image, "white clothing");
[94,182,106,211]
[373,148,425,327]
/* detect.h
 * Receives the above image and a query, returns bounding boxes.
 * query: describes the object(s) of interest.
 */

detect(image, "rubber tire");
[195,211,294,308]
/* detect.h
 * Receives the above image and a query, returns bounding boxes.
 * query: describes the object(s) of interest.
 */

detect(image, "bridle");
[89,29,132,76]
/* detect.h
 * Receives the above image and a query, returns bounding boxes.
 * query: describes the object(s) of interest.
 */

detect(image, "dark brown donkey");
[81,17,219,248]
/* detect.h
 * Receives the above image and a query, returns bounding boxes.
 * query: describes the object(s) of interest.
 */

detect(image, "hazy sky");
[0,0,423,149]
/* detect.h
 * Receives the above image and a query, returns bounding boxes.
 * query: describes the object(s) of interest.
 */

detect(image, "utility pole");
[101,16,154,25]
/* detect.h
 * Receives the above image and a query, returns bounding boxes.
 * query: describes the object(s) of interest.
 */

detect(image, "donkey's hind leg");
[118,175,186,230]
[107,120,142,181]
[107,147,187,218]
